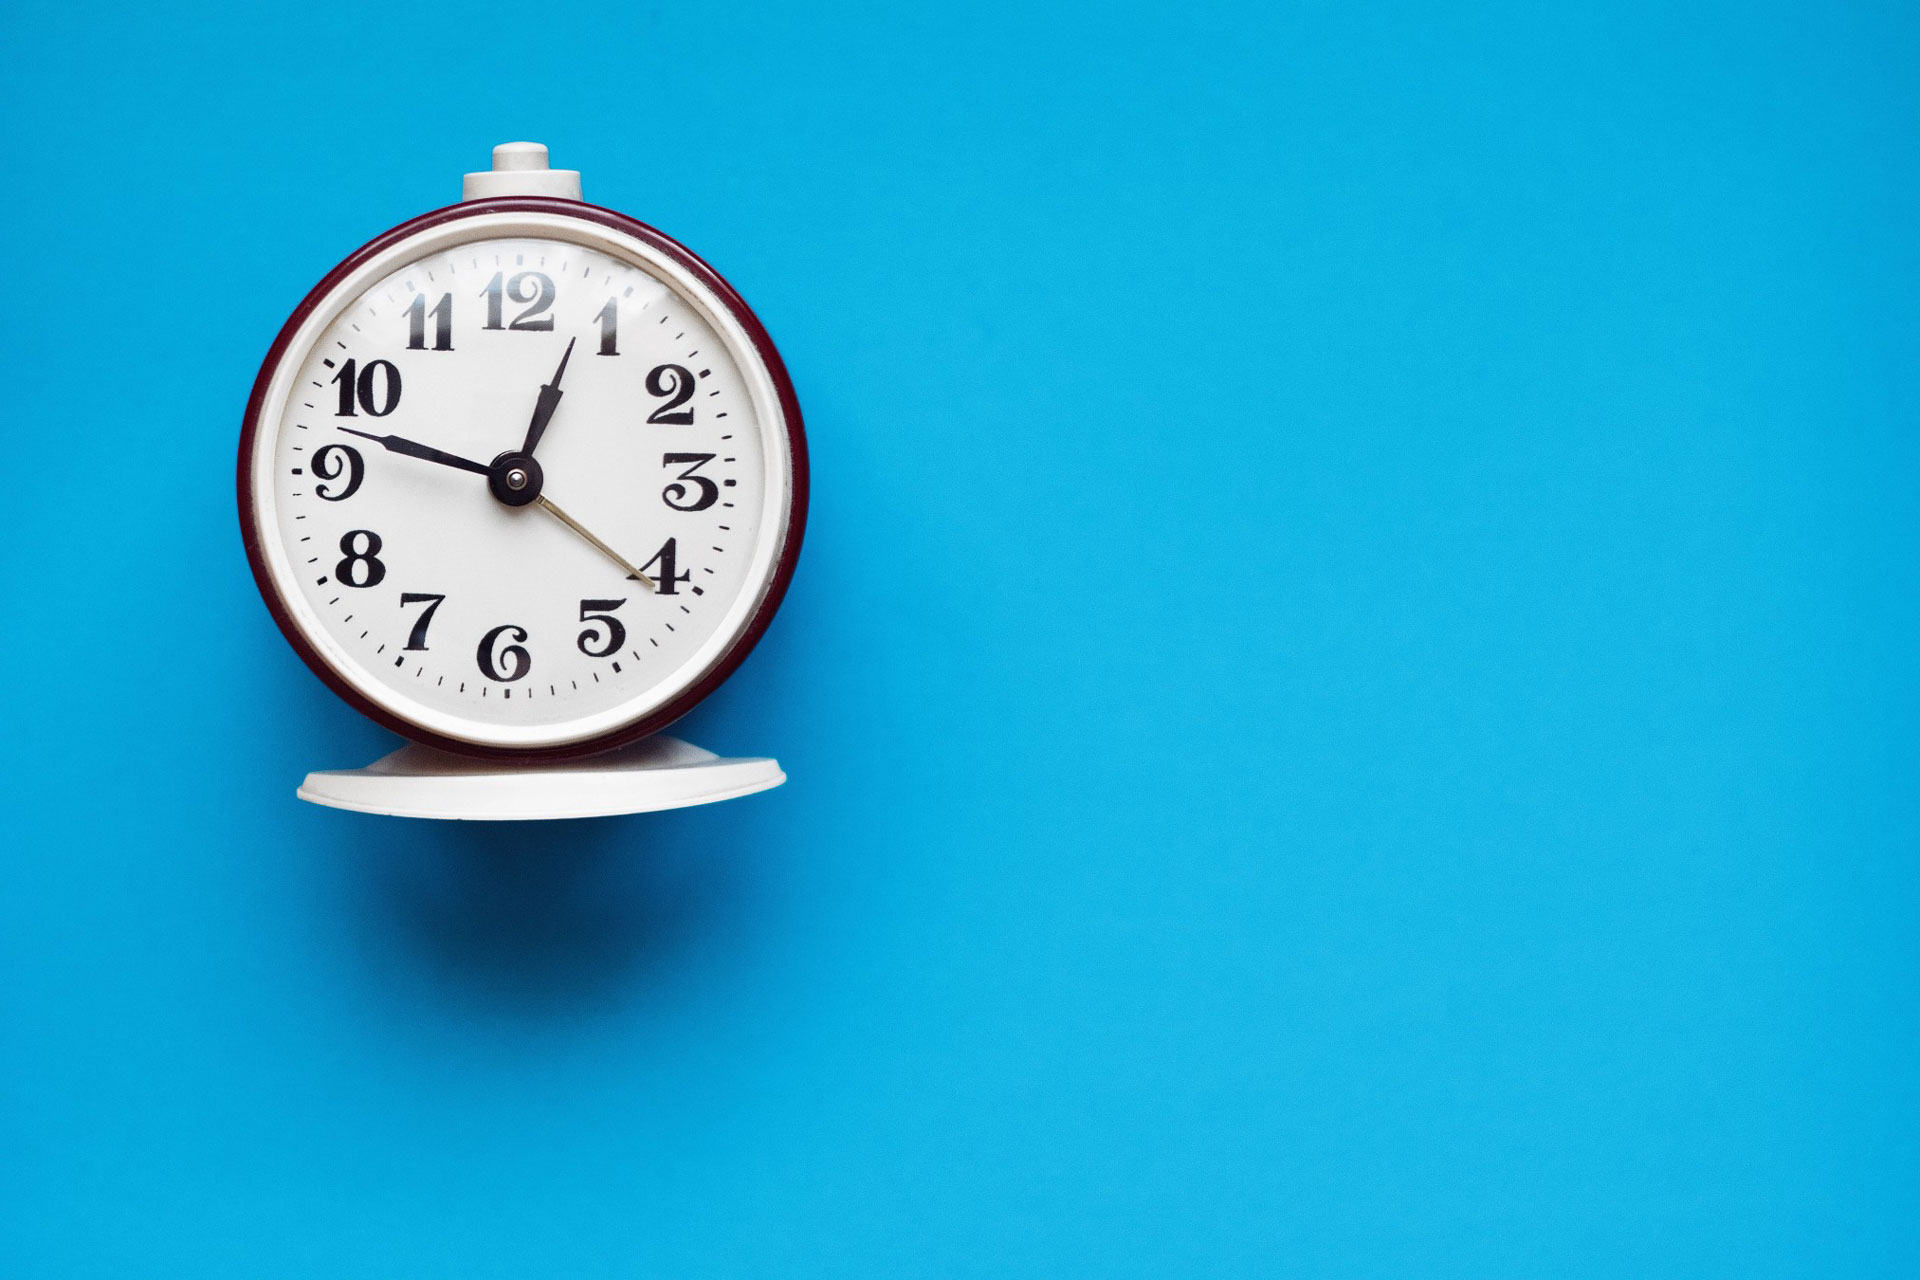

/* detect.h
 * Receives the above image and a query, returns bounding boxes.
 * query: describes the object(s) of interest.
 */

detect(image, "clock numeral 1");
[577,599,627,657]
[336,529,386,588]
[594,298,618,355]
[331,358,401,417]
[645,364,696,424]
[480,271,555,331]
[636,538,691,594]
[398,592,445,650]
[477,624,530,681]
[405,292,453,350]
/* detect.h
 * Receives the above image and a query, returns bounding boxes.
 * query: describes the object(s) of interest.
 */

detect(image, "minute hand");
[336,428,491,475]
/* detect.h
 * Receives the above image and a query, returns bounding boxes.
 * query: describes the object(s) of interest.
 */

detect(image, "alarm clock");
[238,143,807,770]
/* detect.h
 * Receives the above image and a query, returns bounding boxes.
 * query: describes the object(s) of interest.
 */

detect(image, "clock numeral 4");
[398,592,445,650]
[312,444,364,501]
[480,271,555,331]
[405,292,454,351]
[332,358,401,417]
[661,453,718,511]
[477,624,531,682]
[336,530,386,588]
[577,599,627,657]
[636,538,692,594]
[645,364,696,424]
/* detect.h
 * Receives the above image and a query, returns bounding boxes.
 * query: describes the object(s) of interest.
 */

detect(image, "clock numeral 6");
[661,453,718,511]
[477,624,531,682]
[645,364,696,424]
[312,444,364,501]
[332,358,401,417]
[398,592,445,650]
[336,530,386,588]
[577,599,627,657]
[481,271,555,331]
[636,538,692,594]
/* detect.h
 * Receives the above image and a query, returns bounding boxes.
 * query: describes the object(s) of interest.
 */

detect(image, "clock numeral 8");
[336,529,386,588]
[477,624,531,682]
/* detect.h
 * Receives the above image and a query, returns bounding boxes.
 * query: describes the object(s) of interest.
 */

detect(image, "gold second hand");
[533,494,658,590]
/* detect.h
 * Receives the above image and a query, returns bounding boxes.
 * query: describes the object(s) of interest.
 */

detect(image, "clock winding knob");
[461,142,583,202]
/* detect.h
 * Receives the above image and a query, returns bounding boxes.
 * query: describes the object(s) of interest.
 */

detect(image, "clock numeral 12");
[481,271,555,331]
[405,292,453,350]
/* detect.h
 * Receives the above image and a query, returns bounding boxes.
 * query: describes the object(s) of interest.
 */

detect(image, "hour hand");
[519,336,576,456]
[337,427,491,475]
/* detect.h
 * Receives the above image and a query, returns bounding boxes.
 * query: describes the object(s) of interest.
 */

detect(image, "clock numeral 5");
[332,358,401,417]
[405,292,454,351]
[577,599,626,657]
[312,444,364,501]
[661,453,718,511]
[336,530,386,588]
[477,624,531,682]
[645,364,696,424]
[636,538,692,594]
[481,271,554,331]
[398,592,445,650]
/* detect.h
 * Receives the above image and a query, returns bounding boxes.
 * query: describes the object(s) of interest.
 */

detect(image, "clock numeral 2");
[332,358,401,417]
[398,592,445,650]
[477,624,531,681]
[336,530,386,588]
[645,364,696,424]
[577,599,626,657]
[637,538,691,594]
[481,271,555,331]
[405,292,453,350]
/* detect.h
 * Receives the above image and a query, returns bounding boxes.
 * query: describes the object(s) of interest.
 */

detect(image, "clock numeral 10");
[405,292,453,350]
[332,358,401,417]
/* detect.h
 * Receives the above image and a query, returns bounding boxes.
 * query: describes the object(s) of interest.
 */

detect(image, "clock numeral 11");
[405,292,453,350]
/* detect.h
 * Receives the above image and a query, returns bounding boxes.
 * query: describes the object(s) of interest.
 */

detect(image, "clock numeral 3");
[645,364,696,424]
[336,529,386,588]
[477,624,531,682]
[398,592,446,650]
[405,292,454,351]
[637,538,691,594]
[661,453,718,511]
[481,271,555,331]
[577,599,627,657]
[312,444,364,501]
[332,358,401,417]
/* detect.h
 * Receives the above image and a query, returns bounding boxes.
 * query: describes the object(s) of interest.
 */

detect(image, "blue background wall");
[2,1,1914,1274]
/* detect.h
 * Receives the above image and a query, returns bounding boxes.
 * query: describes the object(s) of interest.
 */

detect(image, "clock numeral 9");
[577,599,627,657]
[332,358,401,417]
[312,444,364,501]
[645,364,696,424]
[636,538,691,594]
[336,529,386,588]
[661,453,718,511]
[481,271,554,331]
[405,292,453,350]
[477,624,531,682]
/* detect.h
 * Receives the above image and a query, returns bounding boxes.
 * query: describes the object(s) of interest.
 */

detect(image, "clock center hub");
[487,451,544,507]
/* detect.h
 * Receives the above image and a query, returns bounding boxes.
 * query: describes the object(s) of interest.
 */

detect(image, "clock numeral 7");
[405,292,453,351]
[398,592,445,650]
[636,538,692,594]
[661,453,718,511]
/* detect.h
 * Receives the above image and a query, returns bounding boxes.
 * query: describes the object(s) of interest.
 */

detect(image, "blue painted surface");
[2,1,1915,1274]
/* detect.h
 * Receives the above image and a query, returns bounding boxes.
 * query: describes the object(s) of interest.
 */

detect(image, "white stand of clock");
[296,735,785,820]
[288,144,787,821]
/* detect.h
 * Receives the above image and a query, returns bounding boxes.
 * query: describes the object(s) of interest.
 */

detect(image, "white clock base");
[296,735,784,820]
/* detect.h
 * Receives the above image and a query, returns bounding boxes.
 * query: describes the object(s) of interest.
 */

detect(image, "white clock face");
[244,213,798,752]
